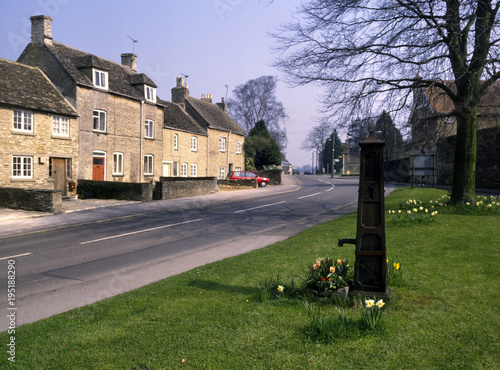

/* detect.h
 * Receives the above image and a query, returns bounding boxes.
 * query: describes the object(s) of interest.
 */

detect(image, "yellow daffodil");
[365,299,375,308]
[376,299,385,309]
[277,285,284,292]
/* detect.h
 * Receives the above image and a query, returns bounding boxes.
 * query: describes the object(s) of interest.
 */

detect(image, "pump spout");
[338,238,356,247]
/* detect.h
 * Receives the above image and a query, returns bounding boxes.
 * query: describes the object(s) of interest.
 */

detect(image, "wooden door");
[52,158,66,195]
[93,157,105,180]
[163,163,171,177]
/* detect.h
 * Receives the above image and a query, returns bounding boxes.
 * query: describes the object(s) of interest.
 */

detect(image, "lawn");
[1,187,499,369]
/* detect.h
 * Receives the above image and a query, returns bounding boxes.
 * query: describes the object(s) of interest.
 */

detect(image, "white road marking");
[80,219,204,245]
[0,252,32,261]
[234,201,287,214]
[298,192,322,199]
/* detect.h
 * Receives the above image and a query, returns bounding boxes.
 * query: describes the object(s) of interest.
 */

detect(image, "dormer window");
[145,85,156,102]
[93,69,108,89]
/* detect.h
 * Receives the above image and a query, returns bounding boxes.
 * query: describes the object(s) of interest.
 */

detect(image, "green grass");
[1,187,499,369]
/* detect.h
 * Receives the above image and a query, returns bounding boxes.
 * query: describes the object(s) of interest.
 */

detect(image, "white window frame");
[145,85,156,103]
[12,156,33,179]
[219,166,226,180]
[144,154,154,175]
[93,110,106,132]
[13,109,33,133]
[190,163,198,177]
[219,137,226,152]
[145,119,154,139]
[52,115,70,137]
[174,134,178,150]
[93,69,108,90]
[191,136,198,151]
[113,152,124,175]
[181,162,188,177]
[236,140,242,154]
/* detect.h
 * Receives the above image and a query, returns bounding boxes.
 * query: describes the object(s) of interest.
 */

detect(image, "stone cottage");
[0,57,78,195]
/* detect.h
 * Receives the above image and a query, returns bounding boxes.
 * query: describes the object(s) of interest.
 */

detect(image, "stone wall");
[217,179,257,190]
[155,177,218,199]
[77,180,153,201]
[256,170,282,185]
[0,187,62,213]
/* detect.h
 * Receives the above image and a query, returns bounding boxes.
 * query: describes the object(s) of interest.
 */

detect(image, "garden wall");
[155,177,218,200]
[217,179,257,190]
[0,187,62,214]
[256,170,283,185]
[77,180,153,201]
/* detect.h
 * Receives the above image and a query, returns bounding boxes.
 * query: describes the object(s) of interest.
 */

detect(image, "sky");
[0,0,324,168]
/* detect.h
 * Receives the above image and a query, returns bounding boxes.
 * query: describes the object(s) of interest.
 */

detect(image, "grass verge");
[1,187,499,369]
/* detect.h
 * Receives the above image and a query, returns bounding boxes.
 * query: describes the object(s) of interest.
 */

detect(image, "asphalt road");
[0,175,372,329]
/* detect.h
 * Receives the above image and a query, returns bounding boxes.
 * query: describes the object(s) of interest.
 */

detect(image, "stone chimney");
[121,53,137,72]
[30,15,53,46]
[201,94,213,103]
[216,97,227,113]
[171,77,190,108]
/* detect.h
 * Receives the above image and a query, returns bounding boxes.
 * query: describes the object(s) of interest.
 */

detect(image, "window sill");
[12,131,35,136]
[51,135,71,140]
[93,131,107,135]
[11,178,34,182]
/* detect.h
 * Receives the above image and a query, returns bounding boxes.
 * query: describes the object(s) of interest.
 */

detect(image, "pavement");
[0,175,303,239]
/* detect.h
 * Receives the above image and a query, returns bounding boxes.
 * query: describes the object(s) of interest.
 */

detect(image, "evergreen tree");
[245,120,282,170]
[321,130,343,174]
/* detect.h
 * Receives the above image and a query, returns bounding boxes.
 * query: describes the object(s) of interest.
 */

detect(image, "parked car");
[229,171,270,187]
[292,169,300,175]
[303,170,312,175]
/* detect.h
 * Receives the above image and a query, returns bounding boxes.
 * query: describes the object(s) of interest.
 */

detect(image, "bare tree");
[273,0,500,203]
[300,118,334,151]
[227,75,288,153]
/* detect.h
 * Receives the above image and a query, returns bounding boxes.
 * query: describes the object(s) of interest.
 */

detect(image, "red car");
[229,171,270,187]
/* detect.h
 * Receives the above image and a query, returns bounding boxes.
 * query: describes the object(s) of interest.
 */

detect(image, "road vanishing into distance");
[0,175,393,328]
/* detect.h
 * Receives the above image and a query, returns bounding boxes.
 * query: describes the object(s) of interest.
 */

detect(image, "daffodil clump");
[388,205,438,223]
[387,258,403,285]
[360,297,386,330]
[305,257,352,296]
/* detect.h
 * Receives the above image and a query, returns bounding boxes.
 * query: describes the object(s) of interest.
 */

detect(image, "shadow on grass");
[188,279,259,296]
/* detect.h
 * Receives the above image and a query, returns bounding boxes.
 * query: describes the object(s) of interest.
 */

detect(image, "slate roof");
[0,57,77,116]
[21,41,158,101]
[185,97,245,135]
[161,99,207,136]
[424,81,500,116]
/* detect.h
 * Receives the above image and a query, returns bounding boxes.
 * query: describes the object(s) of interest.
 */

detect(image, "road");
[0,175,369,328]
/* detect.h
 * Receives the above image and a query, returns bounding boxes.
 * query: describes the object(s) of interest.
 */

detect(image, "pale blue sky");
[0,0,323,167]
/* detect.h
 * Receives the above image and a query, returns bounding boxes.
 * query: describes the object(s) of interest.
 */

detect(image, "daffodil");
[365,299,375,308]
[376,299,385,309]
[277,285,284,292]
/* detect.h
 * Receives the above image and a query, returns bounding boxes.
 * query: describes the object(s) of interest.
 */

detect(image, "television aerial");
[127,35,138,53]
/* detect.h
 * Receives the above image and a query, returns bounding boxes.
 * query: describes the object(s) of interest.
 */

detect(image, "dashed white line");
[298,192,322,199]
[234,201,287,213]
[0,253,32,261]
[80,219,204,245]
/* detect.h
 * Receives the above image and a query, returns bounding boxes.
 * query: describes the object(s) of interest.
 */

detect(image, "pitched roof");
[161,100,207,136]
[185,97,245,135]
[0,57,77,116]
[424,81,500,116]
[22,41,158,101]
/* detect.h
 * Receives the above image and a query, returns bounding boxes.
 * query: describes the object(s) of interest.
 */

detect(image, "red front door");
[92,157,105,180]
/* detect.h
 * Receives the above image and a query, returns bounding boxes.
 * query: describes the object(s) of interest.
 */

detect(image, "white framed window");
[145,119,154,139]
[181,163,188,177]
[144,154,154,175]
[13,110,33,133]
[236,140,242,154]
[173,162,179,177]
[219,137,226,152]
[93,110,106,132]
[12,156,33,179]
[93,69,108,89]
[190,163,197,177]
[219,166,226,180]
[191,136,198,151]
[52,116,69,137]
[174,134,178,150]
[235,167,242,171]
[145,85,156,103]
[113,152,124,175]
